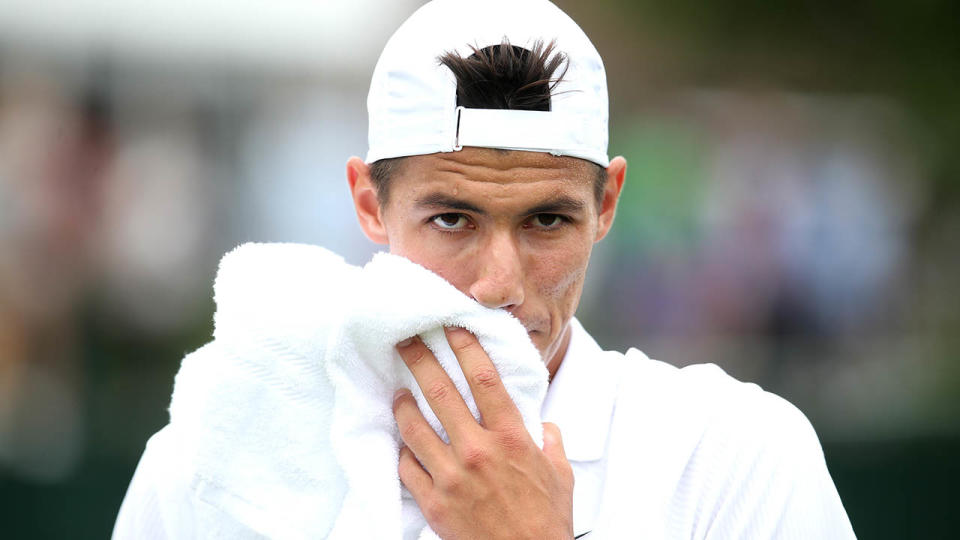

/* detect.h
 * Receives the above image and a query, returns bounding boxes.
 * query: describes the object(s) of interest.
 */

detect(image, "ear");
[346,156,389,244]
[594,156,626,242]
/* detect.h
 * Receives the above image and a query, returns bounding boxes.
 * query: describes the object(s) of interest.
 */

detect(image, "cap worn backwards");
[366,0,610,168]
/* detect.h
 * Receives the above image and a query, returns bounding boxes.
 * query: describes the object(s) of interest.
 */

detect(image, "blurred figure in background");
[0,73,111,481]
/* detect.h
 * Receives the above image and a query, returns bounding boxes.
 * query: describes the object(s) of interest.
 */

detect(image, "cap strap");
[454,106,589,154]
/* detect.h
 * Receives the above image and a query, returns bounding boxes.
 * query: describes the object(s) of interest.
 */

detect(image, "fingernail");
[397,337,414,348]
[445,326,468,336]
[393,388,410,402]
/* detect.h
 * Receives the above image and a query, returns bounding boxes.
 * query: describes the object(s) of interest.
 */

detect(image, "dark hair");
[440,39,567,111]
[370,39,607,206]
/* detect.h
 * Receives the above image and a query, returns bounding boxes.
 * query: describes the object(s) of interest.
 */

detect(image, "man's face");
[349,148,623,375]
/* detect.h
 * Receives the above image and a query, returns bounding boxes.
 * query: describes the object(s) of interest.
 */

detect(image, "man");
[117,0,855,537]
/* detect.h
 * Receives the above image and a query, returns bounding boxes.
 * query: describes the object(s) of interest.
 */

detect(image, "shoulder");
[611,347,825,467]
[554,321,815,444]
[602,348,854,538]
[617,347,810,434]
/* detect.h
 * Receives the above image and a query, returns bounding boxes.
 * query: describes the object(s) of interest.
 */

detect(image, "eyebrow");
[414,193,486,215]
[524,197,587,215]
[413,192,587,216]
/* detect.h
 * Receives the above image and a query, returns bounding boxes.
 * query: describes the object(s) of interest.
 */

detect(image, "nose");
[468,232,525,310]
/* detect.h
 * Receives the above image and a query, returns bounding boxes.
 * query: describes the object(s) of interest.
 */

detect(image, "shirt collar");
[540,317,618,462]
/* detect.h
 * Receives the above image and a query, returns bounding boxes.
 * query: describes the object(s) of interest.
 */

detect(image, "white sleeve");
[684,389,856,540]
[112,426,197,540]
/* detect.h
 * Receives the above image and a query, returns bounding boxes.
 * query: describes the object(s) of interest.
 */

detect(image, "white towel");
[166,242,549,539]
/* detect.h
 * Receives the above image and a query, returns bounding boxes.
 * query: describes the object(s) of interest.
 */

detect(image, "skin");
[347,147,626,539]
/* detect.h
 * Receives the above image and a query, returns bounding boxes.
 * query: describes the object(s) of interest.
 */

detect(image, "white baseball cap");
[365,0,610,168]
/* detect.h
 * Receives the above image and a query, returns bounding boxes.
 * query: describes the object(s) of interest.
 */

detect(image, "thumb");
[542,422,573,483]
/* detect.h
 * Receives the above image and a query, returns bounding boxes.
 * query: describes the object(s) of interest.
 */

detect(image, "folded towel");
[166,243,549,539]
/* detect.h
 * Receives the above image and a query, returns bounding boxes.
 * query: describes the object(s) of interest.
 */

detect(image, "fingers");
[393,388,449,470]
[396,336,478,444]
[542,422,574,488]
[443,326,522,430]
[398,444,433,501]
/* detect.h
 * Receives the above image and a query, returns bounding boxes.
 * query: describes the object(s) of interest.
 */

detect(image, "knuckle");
[403,346,427,367]
[458,444,489,470]
[400,421,424,442]
[449,334,480,355]
[470,367,500,390]
[424,380,451,403]
[495,427,530,453]
[423,499,447,523]
[435,466,465,494]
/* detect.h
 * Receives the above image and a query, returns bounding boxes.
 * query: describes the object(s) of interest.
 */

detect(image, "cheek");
[529,240,590,303]
[389,233,476,294]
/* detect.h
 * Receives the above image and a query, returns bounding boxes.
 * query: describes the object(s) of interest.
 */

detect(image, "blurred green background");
[1,0,958,538]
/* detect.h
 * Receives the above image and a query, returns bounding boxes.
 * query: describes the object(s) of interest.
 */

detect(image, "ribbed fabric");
[113,243,548,540]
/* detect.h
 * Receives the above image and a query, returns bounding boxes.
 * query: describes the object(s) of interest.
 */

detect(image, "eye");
[528,213,567,230]
[430,213,470,230]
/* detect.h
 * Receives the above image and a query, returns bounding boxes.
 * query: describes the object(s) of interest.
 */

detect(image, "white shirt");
[544,319,855,538]
[115,318,855,539]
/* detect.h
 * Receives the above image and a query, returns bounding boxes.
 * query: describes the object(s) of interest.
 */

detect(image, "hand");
[394,327,574,540]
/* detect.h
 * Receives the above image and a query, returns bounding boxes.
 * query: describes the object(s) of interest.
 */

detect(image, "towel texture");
[166,243,549,539]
